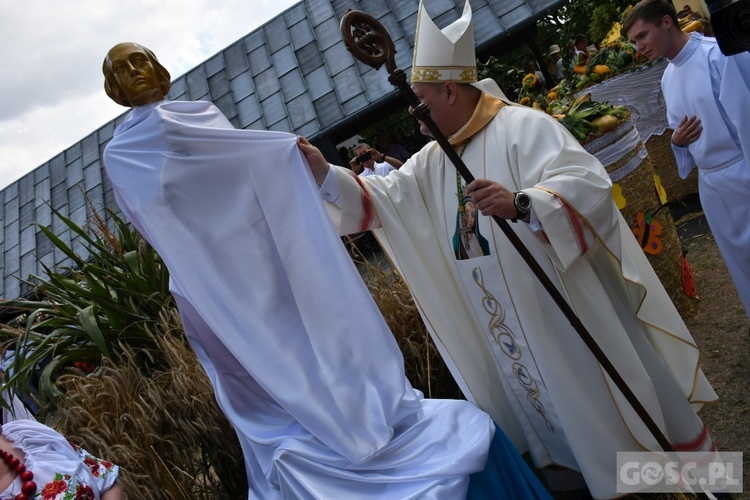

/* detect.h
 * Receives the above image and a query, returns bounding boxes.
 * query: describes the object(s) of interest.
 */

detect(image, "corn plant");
[0,207,173,409]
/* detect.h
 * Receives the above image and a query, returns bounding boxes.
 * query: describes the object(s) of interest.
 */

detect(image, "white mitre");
[410,0,509,100]
[411,0,477,84]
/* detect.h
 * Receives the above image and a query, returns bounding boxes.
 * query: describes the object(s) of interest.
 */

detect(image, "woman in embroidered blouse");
[0,420,123,499]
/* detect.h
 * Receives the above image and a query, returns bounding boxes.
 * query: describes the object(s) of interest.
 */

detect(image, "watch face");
[516,192,532,211]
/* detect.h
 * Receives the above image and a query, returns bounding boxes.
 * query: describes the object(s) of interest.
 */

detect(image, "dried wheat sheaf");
[54,307,246,499]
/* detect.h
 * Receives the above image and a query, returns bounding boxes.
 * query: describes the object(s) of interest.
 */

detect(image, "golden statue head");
[103,42,171,107]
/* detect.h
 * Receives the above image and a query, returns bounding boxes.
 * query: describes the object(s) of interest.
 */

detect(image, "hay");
[53,308,246,499]
[645,130,699,202]
[350,244,463,400]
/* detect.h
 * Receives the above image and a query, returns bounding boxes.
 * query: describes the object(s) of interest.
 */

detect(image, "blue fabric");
[467,424,552,499]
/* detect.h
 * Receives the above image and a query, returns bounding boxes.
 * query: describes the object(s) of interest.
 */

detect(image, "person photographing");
[350,142,402,176]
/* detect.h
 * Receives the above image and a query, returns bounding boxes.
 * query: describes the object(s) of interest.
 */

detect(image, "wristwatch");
[511,191,532,223]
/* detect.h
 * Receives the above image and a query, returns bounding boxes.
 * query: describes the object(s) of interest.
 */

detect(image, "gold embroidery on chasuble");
[447,93,556,432]
[471,267,555,432]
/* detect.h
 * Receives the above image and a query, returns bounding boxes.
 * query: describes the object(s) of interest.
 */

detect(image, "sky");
[0,0,300,189]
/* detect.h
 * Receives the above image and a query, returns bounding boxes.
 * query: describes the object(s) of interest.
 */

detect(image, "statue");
[101,42,550,499]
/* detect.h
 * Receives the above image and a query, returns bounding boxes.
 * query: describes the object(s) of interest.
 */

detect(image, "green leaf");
[77,305,112,358]
[38,356,65,402]
[1,203,174,410]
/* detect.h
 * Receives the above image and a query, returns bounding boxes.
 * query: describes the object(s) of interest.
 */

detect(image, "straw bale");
[601,134,695,317]
[645,130,699,202]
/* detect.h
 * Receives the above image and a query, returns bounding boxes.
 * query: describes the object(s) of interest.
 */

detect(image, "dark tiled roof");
[0,0,564,299]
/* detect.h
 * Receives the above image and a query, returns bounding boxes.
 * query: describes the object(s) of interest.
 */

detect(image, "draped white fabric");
[582,120,649,182]
[102,101,494,499]
[581,60,671,142]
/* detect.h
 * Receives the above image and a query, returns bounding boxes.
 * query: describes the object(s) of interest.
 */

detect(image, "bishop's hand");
[297,137,331,186]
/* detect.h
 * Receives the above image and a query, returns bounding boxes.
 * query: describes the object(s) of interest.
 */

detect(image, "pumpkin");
[573,65,587,74]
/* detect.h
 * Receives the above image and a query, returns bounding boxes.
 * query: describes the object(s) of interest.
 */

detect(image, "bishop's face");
[106,43,166,107]
[410,82,451,138]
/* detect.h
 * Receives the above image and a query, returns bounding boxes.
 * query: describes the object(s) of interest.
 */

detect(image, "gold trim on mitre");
[411,0,477,83]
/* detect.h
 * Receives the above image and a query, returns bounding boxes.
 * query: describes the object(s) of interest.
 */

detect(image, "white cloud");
[0,0,300,188]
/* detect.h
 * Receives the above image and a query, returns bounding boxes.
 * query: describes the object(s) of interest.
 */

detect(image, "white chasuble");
[446,147,576,467]
[327,97,717,499]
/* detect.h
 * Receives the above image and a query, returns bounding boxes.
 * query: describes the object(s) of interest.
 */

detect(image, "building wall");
[0,0,564,299]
